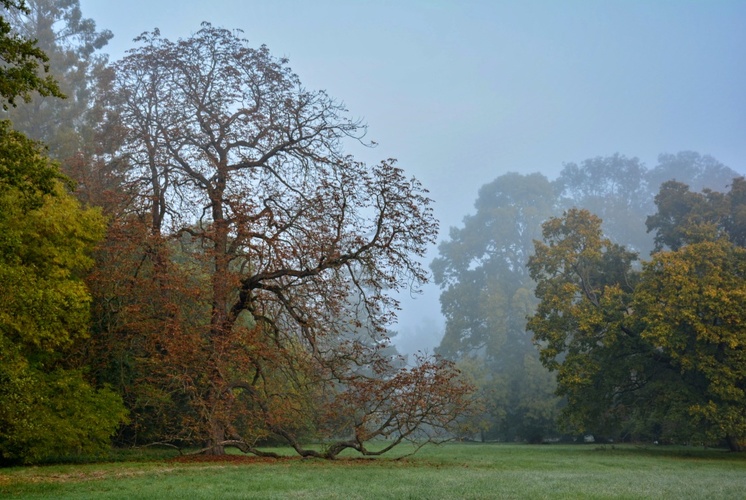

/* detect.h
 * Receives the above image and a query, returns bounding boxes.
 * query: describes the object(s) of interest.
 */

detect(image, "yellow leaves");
[560,371,589,388]
[529,186,746,443]
[638,240,746,336]
[0,178,105,351]
[634,237,746,439]
[30,184,105,270]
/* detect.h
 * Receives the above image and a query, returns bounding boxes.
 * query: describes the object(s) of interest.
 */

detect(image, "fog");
[80,0,746,354]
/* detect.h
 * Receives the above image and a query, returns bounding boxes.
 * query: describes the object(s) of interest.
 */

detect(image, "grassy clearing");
[1,443,744,499]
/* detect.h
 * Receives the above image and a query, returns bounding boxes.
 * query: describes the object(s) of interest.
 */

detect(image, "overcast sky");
[79,0,746,354]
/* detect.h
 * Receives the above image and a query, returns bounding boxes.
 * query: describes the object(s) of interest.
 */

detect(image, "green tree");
[634,238,746,451]
[647,177,746,251]
[433,173,555,361]
[0,127,127,464]
[527,209,648,436]
[641,177,746,450]
[432,173,560,441]
[529,189,746,449]
[0,2,125,463]
[0,0,62,108]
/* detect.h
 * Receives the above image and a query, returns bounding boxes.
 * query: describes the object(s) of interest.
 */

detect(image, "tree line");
[0,0,478,464]
[433,154,744,450]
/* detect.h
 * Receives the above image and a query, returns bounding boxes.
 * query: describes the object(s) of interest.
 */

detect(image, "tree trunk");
[726,435,745,452]
[208,420,226,455]
[206,192,231,457]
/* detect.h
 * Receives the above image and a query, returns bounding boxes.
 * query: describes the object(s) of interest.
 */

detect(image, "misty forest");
[1,0,745,467]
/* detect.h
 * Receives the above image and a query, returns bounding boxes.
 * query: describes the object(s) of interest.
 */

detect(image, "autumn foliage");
[528,179,746,450]
[75,24,477,457]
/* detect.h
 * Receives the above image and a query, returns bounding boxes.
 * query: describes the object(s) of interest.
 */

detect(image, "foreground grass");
[1,443,745,499]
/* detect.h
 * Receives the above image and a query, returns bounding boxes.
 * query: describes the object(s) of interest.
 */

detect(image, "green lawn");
[1,443,744,499]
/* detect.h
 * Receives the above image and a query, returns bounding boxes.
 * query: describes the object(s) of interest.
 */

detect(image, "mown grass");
[1,443,745,499]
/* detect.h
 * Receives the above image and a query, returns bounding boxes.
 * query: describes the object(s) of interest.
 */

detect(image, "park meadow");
[1,442,745,499]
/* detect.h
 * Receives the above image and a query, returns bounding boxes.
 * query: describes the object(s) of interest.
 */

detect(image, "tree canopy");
[83,24,475,458]
[0,0,62,108]
[432,172,560,441]
[0,1,126,464]
[528,179,746,450]
[435,157,743,445]
[2,0,112,160]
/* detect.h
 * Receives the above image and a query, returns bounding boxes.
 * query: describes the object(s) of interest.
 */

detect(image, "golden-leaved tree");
[528,177,746,450]
[0,0,126,465]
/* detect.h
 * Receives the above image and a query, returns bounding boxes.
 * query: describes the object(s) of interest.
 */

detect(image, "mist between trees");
[1,0,744,465]
[434,158,745,450]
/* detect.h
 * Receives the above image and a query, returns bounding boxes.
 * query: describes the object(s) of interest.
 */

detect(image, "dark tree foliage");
[0,0,62,108]
[647,177,746,251]
[527,209,659,437]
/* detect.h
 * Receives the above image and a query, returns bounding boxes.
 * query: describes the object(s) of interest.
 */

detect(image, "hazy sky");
[79,0,746,354]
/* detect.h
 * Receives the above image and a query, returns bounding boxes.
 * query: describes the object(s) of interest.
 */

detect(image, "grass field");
[1,443,745,499]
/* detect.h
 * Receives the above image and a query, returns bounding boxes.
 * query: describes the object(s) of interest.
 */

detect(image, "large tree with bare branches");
[90,23,475,457]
